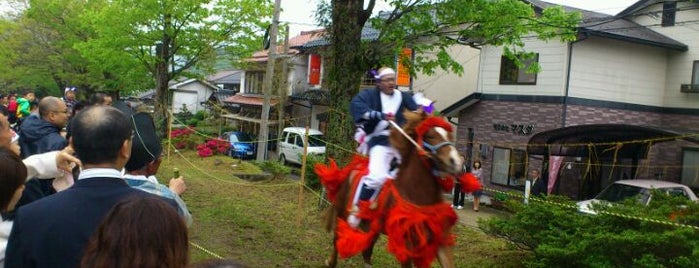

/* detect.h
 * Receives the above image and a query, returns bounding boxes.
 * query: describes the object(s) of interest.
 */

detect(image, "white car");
[576,180,698,215]
[277,127,326,165]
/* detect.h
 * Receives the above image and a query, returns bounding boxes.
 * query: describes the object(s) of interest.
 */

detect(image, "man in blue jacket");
[16,97,70,207]
[5,105,178,268]
[348,67,418,228]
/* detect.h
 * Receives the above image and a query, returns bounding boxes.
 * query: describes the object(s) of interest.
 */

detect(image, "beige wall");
[478,38,569,96]
[412,45,480,111]
[629,2,699,108]
[568,36,668,106]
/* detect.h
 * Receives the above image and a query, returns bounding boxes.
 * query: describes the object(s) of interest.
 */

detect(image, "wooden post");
[167,110,173,163]
[298,126,309,226]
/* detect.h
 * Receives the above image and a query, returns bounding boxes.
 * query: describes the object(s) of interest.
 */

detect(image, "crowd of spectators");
[0,88,235,267]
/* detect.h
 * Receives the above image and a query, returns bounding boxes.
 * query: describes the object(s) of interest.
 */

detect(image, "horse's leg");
[361,234,379,268]
[325,231,338,267]
[436,246,455,268]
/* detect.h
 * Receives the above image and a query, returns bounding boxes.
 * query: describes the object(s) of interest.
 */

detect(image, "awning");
[527,124,699,158]
[223,94,279,106]
[289,89,330,106]
[221,114,280,124]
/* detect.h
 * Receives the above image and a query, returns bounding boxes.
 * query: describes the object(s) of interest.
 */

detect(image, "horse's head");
[392,110,463,175]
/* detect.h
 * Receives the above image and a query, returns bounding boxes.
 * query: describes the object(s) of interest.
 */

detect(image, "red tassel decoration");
[458,172,482,193]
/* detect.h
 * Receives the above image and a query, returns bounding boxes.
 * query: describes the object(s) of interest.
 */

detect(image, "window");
[662,2,676,27]
[491,147,527,188]
[681,148,699,189]
[244,71,264,94]
[499,53,538,85]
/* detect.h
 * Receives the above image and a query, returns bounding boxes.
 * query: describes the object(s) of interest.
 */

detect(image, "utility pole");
[257,0,281,161]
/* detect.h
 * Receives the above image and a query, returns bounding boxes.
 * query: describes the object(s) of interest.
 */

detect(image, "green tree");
[78,0,272,131]
[318,0,580,162]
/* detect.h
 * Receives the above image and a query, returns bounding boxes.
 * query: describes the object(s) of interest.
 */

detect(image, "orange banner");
[309,54,321,85]
[396,48,412,86]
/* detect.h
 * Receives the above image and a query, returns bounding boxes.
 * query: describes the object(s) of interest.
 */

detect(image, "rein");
[388,119,456,179]
[387,119,455,157]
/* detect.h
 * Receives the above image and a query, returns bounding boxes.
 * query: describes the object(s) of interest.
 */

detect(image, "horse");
[316,110,476,268]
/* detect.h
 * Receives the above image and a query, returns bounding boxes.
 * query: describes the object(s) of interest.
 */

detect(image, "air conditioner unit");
[680,84,699,93]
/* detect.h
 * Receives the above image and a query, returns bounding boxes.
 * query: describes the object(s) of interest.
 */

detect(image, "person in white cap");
[348,67,418,228]
[61,87,78,116]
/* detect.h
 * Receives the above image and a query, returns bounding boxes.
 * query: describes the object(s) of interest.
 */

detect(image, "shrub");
[186,118,199,127]
[196,138,229,158]
[480,193,699,268]
[302,153,326,190]
[170,127,205,150]
[174,104,193,124]
[194,110,209,121]
[252,160,291,180]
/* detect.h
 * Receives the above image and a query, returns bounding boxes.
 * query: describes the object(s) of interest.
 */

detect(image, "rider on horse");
[348,67,419,228]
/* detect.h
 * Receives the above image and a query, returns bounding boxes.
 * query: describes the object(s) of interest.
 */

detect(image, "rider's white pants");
[363,144,400,189]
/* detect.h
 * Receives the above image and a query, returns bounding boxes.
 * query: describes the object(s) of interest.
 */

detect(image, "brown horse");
[316,111,464,268]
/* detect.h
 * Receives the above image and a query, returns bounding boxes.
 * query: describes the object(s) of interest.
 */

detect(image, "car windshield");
[595,183,651,204]
[230,133,253,143]
[308,135,326,147]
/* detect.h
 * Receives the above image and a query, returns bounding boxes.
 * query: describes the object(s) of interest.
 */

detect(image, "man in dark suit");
[5,105,177,268]
[530,169,547,197]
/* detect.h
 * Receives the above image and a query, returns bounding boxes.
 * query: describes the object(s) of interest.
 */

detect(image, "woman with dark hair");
[1,147,28,267]
[471,160,484,212]
[80,196,189,268]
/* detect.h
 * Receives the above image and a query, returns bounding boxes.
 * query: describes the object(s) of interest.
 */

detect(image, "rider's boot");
[348,182,376,228]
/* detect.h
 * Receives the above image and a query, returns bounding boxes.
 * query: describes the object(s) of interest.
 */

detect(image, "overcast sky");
[281,0,640,37]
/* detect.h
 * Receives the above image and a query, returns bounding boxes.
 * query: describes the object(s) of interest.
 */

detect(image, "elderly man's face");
[377,74,397,95]
[48,101,70,128]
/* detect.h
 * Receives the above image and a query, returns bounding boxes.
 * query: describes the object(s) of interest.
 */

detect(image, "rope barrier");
[481,186,699,230]
[190,241,224,260]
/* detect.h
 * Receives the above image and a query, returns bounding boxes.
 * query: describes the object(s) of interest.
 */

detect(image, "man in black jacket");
[530,169,547,197]
[16,97,70,207]
[6,105,178,268]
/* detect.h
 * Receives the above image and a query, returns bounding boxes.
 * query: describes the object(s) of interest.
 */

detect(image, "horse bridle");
[387,120,455,158]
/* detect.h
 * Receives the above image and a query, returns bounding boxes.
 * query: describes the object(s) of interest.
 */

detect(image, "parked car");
[576,179,698,215]
[277,127,326,165]
[222,131,257,159]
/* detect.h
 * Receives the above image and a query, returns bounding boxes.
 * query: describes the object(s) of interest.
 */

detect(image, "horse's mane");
[390,109,427,158]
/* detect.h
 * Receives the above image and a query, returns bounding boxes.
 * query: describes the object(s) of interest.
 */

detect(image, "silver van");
[278,127,326,165]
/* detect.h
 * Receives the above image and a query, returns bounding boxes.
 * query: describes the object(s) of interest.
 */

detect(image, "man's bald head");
[39,97,63,118]
[72,106,132,165]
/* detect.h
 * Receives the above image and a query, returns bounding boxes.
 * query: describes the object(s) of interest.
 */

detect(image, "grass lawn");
[158,149,529,267]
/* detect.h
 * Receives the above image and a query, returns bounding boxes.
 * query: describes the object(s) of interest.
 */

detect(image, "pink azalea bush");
[170,127,230,158]
[196,138,230,158]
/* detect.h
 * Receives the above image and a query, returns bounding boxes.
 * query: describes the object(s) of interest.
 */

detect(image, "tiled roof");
[289,89,330,105]
[294,24,380,49]
[527,0,687,51]
[210,89,237,103]
[206,70,242,83]
[223,94,279,106]
[249,29,326,61]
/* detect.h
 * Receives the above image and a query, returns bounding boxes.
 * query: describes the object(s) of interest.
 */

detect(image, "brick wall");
[456,100,699,199]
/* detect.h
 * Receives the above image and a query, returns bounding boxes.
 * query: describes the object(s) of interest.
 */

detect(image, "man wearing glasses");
[16,96,70,207]
[347,67,418,228]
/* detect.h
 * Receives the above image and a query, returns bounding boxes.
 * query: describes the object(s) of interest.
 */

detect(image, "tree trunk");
[154,16,172,136]
[326,0,370,163]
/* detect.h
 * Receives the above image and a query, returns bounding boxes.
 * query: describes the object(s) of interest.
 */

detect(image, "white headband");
[376,68,396,79]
